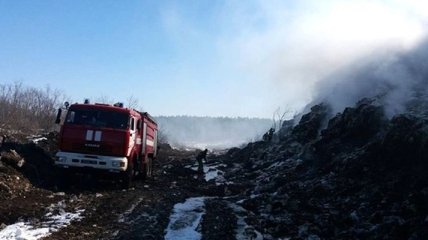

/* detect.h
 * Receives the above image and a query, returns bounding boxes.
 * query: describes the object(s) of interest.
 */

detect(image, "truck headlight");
[112,161,126,167]
[56,157,67,162]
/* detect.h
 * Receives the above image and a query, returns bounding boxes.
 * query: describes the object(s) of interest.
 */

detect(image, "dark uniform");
[263,128,275,141]
[196,149,208,173]
[0,135,6,149]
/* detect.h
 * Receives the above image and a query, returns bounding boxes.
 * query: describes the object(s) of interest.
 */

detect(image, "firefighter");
[263,128,275,142]
[0,135,6,148]
[196,149,208,173]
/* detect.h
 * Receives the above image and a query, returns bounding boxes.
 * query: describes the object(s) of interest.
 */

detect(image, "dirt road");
[0,143,244,240]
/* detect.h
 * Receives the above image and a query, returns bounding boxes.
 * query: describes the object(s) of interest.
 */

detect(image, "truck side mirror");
[55,108,62,124]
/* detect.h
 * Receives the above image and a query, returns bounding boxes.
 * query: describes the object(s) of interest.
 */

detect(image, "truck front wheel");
[121,162,134,188]
[57,168,73,190]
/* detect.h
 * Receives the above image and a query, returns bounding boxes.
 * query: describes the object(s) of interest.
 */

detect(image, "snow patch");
[165,197,206,240]
[0,222,50,240]
[27,135,47,144]
[189,164,226,184]
[204,168,221,182]
[0,203,84,240]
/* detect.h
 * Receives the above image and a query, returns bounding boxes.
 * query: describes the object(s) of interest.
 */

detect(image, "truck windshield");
[65,109,129,129]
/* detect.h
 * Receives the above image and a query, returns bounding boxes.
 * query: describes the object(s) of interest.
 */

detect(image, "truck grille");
[71,158,107,166]
[72,143,113,155]
[81,159,97,164]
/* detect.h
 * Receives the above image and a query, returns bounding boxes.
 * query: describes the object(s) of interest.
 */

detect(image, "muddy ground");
[0,138,240,240]
[3,100,428,239]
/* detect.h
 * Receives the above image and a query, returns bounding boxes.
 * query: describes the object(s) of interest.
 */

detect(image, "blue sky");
[1,0,427,117]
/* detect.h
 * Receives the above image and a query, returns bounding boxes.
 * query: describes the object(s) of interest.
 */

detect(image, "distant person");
[196,149,208,173]
[263,128,275,142]
[0,135,6,148]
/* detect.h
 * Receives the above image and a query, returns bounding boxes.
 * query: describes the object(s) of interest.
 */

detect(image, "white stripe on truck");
[86,130,93,141]
[94,131,102,141]
[146,139,154,147]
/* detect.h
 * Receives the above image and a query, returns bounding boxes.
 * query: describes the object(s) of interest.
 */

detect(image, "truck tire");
[121,163,134,189]
[142,157,153,180]
[134,156,143,180]
[147,157,153,178]
[58,168,72,190]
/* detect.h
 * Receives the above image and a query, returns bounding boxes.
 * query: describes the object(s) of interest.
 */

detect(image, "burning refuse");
[313,38,428,119]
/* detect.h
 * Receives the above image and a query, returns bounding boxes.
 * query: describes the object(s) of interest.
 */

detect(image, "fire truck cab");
[55,100,158,187]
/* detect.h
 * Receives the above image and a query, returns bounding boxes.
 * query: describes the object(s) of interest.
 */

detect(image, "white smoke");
[314,39,428,117]
[155,116,272,149]
[219,0,428,116]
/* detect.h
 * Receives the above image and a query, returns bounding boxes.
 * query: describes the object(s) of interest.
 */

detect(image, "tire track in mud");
[111,161,240,240]
[45,173,191,239]
[113,185,189,240]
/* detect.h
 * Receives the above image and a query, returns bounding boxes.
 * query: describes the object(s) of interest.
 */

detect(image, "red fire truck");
[54,100,158,187]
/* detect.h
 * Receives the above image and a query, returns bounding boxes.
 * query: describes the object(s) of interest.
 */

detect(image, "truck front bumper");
[55,151,128,172]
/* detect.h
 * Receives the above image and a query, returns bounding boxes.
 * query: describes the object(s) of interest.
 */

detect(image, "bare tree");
[0,82,66,135]
[271,107,285,131]
[95,95,115,104]
[126,95,142,110]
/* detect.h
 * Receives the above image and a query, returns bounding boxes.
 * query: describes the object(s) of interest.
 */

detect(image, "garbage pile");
[224,99,428,239]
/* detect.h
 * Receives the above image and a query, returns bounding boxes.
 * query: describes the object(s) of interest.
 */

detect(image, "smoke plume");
[155,116,272,149]
[220,0,428,117]
[314,39,428,117]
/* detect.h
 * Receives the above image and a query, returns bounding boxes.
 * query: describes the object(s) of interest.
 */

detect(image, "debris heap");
[224,99,428,239]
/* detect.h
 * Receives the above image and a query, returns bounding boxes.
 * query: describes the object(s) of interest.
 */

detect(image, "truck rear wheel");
[142,157,153,180]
